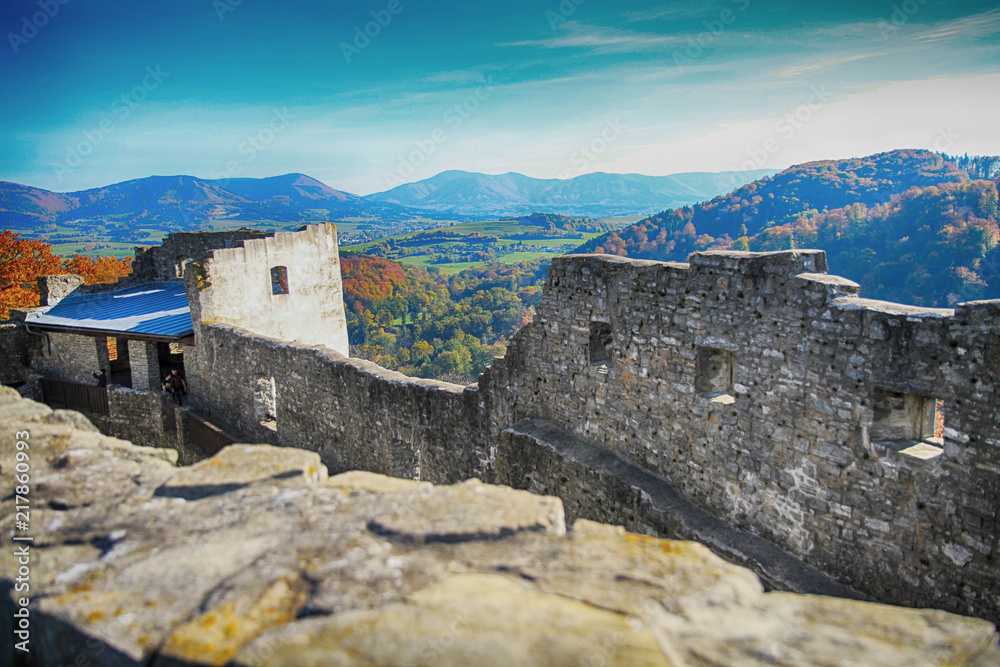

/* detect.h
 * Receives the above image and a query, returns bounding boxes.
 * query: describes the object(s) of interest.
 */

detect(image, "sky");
[1,0,998,195]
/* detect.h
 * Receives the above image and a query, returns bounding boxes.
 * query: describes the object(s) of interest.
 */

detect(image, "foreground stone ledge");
[1,390,998,666]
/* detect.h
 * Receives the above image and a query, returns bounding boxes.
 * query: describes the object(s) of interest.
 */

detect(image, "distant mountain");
[0,173,438,235]
[364,169,776,218]
[575,149,1000,307]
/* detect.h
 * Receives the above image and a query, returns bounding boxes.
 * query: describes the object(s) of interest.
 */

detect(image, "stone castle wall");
[130,228,271,283]
[481,250,1000,618]
[0,321,31,386]
[186,323,487,484]
[28,331,101,385]
[183,242,1000,622]
[191,223,349,356]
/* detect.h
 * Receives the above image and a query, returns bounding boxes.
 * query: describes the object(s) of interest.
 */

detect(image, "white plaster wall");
[196,223,349,356]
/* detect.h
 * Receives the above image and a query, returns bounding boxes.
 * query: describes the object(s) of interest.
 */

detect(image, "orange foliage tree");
[0,231,63,319]
[0,232,134,319]
[63,254,133,286]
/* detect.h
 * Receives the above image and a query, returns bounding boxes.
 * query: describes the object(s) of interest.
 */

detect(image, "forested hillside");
[341,254,548,383]
[577,150,1000,306]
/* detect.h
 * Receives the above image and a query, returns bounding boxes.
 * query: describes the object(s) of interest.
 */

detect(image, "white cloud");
[500,21,681,52]
[582,74,1000,177]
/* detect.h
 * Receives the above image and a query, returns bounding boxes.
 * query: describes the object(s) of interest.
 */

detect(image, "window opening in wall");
[254,376,278,432]
[695,347,735,404]
[589,322,613,367]
[175,256,192,279]
[871,388,943,460]
[271,266,289,295]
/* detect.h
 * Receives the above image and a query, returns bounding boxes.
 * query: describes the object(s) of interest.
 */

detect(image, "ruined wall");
[29,331,102,384]
[187,323,487,484]
[191,223,348,356]
[481,250,1000,620]
[177,230,1000,623]
[89,386,173,447]
[130,228,271,283]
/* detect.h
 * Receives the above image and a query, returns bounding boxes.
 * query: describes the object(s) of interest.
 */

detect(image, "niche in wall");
[695,347,735,401]
[871,388,944,460]
[871,388,943,442]
[589,322,613,366]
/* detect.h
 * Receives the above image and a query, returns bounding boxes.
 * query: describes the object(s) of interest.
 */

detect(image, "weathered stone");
[3,392,999,666]
[155,444,326,499]
[158,575,310,666]
[235,573,669,667]
[367,478,566,543]
[326,469,431,494]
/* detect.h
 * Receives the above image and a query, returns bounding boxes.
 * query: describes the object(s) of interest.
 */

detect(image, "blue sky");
[1,0,998,195]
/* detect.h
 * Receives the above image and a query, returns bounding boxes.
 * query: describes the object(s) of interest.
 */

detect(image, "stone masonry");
[191,224,348,356]
[483,251,1000,619]
[3,388,999,666]
[180,232,1000,624]
[9,223,1000,628]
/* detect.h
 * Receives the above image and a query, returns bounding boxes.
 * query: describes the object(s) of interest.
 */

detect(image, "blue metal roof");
[26,281,193,339]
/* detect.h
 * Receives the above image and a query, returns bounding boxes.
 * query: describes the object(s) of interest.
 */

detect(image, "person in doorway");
[92,369,107,387]
[164,369,187,405]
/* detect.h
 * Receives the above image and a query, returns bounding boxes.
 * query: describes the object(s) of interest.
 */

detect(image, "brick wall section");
[480,251,1000,620]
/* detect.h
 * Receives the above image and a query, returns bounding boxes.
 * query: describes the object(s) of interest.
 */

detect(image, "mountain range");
[366,169,775,218]
[0,174,423,232]
[0,169,775,236]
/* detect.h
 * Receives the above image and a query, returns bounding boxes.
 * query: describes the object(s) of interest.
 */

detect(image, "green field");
[343,215,633,274]
[497,251,563,264]
[396,256,485,275]
[51,242,145,258]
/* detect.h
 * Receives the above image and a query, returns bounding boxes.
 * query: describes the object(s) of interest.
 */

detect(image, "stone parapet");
[2,388,997,666]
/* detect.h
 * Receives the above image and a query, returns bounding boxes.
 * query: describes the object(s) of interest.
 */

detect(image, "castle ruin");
[4,222,999,628]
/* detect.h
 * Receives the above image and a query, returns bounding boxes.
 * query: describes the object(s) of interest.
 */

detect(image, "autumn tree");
[0,231,63,319]
[63,254,133,285]
[0,233,134,319]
